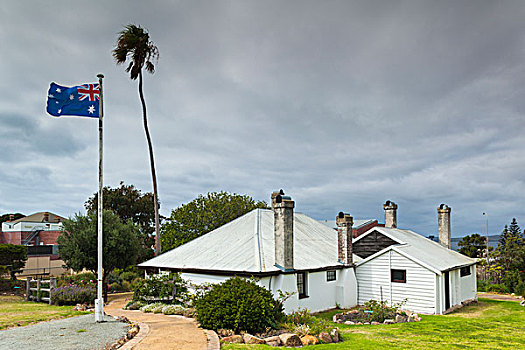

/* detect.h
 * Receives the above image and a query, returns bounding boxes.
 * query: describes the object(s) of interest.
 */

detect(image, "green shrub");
[133,273,187,303]
[487,283,509,293]
[108,272,122,285]
[58,272,96,288]
[140,302,165,313]
[121,280,131,291]
[120,271,141,283]
[284,308,332,336]
[109,282,122,292]
[477,279,489,292]
[51,285,96,305]
[125,300,146,310]
[162,304,185,315]
[363,299,407,323]
[195,277,284,334]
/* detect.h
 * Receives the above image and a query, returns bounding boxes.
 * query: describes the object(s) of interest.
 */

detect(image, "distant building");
[1,212,67,276]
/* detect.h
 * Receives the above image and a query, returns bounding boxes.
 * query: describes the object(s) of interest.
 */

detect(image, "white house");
[353,205,477,314]
[139,192,477,314]
[140,191,358,313]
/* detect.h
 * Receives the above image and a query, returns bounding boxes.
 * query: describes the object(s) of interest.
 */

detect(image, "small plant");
[363,299,407,323]
[133,273,187,304]
[125,300,146,310]
[51,285,96,305]
[77,329,86,333]
[162,305,185,315]
[140,302,166,313]
[285,308,332,336]
[293,324,311,337]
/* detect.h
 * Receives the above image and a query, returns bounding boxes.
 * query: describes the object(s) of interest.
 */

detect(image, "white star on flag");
[48,94,54,98]
[56,88,61,93]
[58,109,62,114]
[70,94,74,100]
[88,105,96,114]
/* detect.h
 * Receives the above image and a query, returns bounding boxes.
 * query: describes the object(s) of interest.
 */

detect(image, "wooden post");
[50,277,57,305]
[36,279,41,302]
[26,277,31,301]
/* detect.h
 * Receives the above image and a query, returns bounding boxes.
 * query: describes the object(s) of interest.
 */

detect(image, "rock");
[384,319,395,324]
[279,333,302,347]
[408,314,420,322]
[73,304,87,311]
[243,333,265,344]
[356,322,363,325]
[264,336,282,347]
[363,322,370,325]
[221,335,243,344]
[301,335,319,345]
[318,332,332,343]
[217,329,235,338]
[371,321,380,325]
[395,315,407,323]
[330,329,340,342]
[332,315,339,322]
[344,321,355,325]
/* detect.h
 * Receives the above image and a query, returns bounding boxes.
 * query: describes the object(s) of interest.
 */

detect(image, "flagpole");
[95,73,104,322]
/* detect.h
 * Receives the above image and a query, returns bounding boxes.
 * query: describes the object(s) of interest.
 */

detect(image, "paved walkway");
[105,294,208,350]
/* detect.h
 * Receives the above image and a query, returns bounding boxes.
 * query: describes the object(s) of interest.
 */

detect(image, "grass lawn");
[0,295,91,330]
[223,298,525,349]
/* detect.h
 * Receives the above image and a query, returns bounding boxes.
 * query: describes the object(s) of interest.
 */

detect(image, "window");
[391,269,406,283]
[326,270,336,282]
[460,266,471,277]
[297,272,308,299]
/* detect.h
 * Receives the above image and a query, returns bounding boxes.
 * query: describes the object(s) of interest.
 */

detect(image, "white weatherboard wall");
[356,250,437,314]
[170,268,358,314]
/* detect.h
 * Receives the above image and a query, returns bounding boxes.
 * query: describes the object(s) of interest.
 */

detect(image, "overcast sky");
[1,0,524,238]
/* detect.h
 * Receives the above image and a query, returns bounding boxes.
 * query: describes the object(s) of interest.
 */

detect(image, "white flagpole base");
[94,299,105,322]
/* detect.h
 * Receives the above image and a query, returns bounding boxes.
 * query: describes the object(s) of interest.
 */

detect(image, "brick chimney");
[9,214,14,221]
[383,201,398,228]
[272,190,294,271]
[336,212,353,265]
[437,204,451,249]
[43,212,49,222]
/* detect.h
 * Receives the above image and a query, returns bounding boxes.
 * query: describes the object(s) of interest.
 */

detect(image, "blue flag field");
[46,82,100,118]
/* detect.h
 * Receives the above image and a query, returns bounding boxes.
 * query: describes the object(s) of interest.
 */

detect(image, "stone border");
[119,321,150,350]
[204,329,220,350]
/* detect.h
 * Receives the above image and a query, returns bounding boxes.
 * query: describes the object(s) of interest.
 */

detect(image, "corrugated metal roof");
[139,209,347,273]
[318,219,375,230]
[355,227,477,272]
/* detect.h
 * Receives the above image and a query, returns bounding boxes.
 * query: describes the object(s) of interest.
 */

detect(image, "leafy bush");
[51,285,96,305]
[162,304,186,315]
[133,273,187,303]
[363,299,407,323]
[486,283,509,293]
[140,302,165,313]
[284,308,332,336]
[125,300,146,310]
[58,272,96,288]
[120,271,141,283]
[477,279,489,292]
[195,277,284,334]
[108,272,122,285]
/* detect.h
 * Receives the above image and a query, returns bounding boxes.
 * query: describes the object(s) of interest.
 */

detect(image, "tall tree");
[113,24,161,255]
[58,210,140,299]
[85,182,156,261]
[0,213,24,224]
[161,192,268,252]
[458,233,487,258]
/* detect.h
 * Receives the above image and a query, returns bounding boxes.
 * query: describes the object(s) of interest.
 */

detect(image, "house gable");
[353,229,398,258]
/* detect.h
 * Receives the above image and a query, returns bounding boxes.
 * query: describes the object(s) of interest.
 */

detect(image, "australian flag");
[46,82,100,118]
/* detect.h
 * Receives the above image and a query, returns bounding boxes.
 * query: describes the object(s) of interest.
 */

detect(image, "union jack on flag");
[46,82,100,118]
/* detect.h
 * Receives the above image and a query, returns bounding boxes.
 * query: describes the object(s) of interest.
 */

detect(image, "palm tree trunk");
[139,71,161,255]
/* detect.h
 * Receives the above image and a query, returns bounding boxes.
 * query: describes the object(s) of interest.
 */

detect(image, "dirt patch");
[478,293,523,301]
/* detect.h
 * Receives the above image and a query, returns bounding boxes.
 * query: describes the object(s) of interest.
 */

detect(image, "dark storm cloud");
[1,0,524,237]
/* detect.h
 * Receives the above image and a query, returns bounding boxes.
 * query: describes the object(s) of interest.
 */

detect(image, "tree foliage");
[458,233,487,258]
[57,210,141,299]
[85,182,156,261]
[488,218,525,294]
[0,244,28,280]
[0,213,24,224]
[161,192,268,252]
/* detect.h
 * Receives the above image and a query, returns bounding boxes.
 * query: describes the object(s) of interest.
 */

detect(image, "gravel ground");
[0,314,129,350]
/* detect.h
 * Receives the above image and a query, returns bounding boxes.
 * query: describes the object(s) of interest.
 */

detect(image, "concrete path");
[105,294,208,350]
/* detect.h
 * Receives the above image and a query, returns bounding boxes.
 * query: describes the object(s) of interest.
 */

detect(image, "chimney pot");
[43,212,49,222]
[437,204,451,249]
[336,212,353,265]
[383,201,398,228]
[9,214,14,221]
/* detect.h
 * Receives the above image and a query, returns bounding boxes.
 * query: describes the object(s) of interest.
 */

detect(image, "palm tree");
[113,24,162,255]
